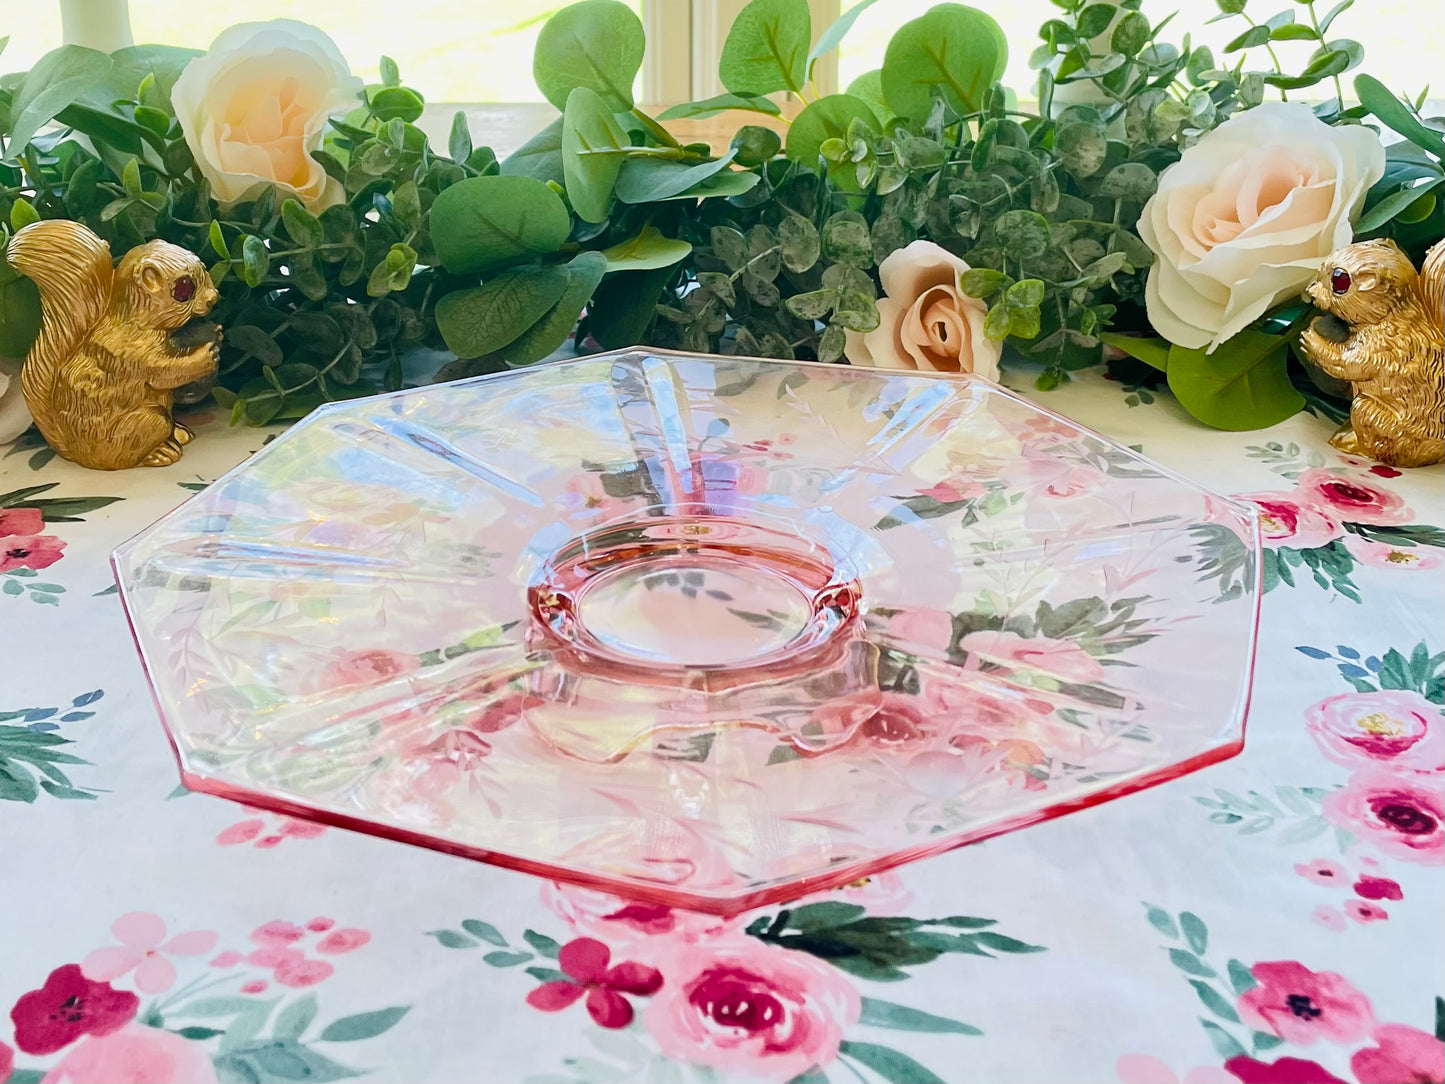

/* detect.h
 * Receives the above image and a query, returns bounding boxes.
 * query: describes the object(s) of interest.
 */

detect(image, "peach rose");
[845,240,1001,380]
[1138,102,1384,350]
[172,20,363,209]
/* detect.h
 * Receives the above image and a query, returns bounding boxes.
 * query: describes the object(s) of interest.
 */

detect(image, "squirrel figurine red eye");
[1299,238,1444,469]
[5,220,223,470]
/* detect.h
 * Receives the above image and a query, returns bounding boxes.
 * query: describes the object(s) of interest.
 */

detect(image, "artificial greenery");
[0,0,1440,431]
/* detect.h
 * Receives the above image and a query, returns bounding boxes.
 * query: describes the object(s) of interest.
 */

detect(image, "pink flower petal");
[603,961,662,996]
[209,951,243,968]
[133,953,178,995]
[111,912,167,950]
[1183,1069,1234,1084]
[80,947,141,983]
[240,980,268,995]
[161,930,219,956]
[558,938,611,984]
[306,918,335,933]
[273,958,333,988]
[250,921,306,946]
[316,929,370,954]
[216,819,264,846]
[278,819,325,840]
[526,981,585,1012]
[586,986,634,1029]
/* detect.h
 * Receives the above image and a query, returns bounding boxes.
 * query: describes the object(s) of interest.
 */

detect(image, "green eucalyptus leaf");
[534,0,645,112]
[1111,10,1151,56]
[820,210,874,267]
[1100,331,1170,371]
[731,124,782,166]
[369,86,424,123]
[995,209,1051,259]
[961,267,1011,298]
[561,86,631,223]
[785,94,878,169]
[656,93,782,121]
[1355,75,1445,159]
[809,0,881,71]
[6,45,113,154]
[588,262,678,348]
[241,235,269,287]
[666,169,761,200]
[503,250,608,364]
[449,111,473,164]
[434,263,572,358]
[615,150,737,203]
[786,289,835,321]
[600,225,692,271]
[1165,330,1305,430]
[710,225,749,271]
[881,4,1008,123]
[719,0,811,96]
[0,262,43,357]
[1099,162,1158,203]
[499,117,566,185]
[281,199,324,249]
[845,69,891,127]
[429,174,572,275]
[778,213,821,272]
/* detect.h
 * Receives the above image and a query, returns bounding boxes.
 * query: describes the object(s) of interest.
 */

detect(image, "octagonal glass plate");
[115,350,1260,914]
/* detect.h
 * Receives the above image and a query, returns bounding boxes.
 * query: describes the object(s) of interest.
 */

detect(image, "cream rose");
[172,20,363,209]
[845,240,1002,381]
[1138,101,1385,351]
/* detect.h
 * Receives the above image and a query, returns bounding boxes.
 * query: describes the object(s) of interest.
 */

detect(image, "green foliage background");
[0,0,1440,430]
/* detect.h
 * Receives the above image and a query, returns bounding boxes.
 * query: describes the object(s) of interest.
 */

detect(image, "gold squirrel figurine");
[6,220,221,470]
[1298,238,1444,468]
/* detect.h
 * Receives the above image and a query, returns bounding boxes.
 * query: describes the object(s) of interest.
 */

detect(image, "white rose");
[172,20,363,209]
[0,357,33,444]
[844,240,1002,381]
[1138,101,1385,351]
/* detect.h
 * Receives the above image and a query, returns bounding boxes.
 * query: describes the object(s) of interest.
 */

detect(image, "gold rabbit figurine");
[5,220,221,470]
[1298,238,1443,468]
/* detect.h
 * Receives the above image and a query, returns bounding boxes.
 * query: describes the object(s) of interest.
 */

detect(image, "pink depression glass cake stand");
[113,350,1261,915]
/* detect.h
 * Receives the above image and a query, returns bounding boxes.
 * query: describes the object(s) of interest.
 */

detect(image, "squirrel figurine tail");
[1299,238,1444,468]
[6,220,221,470]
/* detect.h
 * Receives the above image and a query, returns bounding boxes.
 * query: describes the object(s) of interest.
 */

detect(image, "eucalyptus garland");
[0,0,1439,429]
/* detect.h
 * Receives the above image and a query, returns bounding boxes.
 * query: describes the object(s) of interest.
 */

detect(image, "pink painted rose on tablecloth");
[542,882,740,958]
[0,506,67,572]
[38,1023,217,1084]
[915,477,987,504]
[216,810,326,848]
[1222,1055,1348,1083]
[1344,899,1388,923]
[1294,470,1410,526]
[80,913,218,995]
[525,937,662,1029]
[1342,534,1442,571]
[958,629,1106,684]
[9,965,139,1055]
[1,1040,14,1081]
[999,449,1100,500]
[644,937,860,1082]
[1115,1054,1232,1083]
[1322,768,1444,864]
[1242,494,1343,549]
[1350,1024,1445,1084]
[1293,858,1347,886]
[1236,961,1374,1045]
[884,607,956,654]
[311,647,420,692]
[1305,690,1444,773]
[1351,874,1402,900]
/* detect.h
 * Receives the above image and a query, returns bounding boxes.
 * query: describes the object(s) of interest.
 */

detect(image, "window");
[834,1,1442,105]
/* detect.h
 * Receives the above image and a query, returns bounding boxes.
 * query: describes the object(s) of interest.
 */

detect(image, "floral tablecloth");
[2,365,1441,1084]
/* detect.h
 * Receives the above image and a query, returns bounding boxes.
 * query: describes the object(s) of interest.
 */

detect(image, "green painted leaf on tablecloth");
[858,997,982,1035]
[272,995,318,1041]
[1201,1019,1248,1060]
[213,1039,360,1083]
[1179,912,1208,955]
[427,929,477,949]
[837,1040,945,1084]
[318,1006,409,1042]
[523,929,562,957]
[461,919,508,946]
